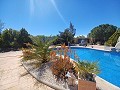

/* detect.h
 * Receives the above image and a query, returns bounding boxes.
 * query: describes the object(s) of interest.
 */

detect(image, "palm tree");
[22,36,56,67]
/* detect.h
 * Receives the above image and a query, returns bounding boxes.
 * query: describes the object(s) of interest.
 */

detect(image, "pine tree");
[69,22,76,36]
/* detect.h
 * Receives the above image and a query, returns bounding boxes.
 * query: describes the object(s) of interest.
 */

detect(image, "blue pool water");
[70,47,120,87]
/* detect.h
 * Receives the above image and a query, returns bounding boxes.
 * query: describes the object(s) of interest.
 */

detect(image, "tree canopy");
[88,24,117,44]
[17,28,32,47]
[56,22,76,45]
[105,29,120,46]
[0,28,32,51]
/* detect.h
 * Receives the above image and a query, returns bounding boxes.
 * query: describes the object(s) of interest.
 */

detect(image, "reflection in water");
[114,56,120,67]
[104,52,110,56]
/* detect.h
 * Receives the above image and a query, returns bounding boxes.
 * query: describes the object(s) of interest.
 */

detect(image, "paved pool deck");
[70,45,112,51]
[0,51,54,90]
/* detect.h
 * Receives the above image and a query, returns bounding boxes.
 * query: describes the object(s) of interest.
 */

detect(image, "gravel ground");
[22,60,71,90]
[0,51,54,90]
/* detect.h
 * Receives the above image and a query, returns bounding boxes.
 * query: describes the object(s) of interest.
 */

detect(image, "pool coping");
[95,76,120,90]
[55,45,114,52]
[70,46,111,52]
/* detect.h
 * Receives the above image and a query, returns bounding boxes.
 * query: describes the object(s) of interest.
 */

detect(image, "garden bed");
[21,60,71,90]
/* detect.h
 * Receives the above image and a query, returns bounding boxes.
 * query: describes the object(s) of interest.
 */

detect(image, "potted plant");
[75,60,100,90]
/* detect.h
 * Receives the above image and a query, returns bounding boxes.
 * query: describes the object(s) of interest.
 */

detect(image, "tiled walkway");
[0,51,54,90]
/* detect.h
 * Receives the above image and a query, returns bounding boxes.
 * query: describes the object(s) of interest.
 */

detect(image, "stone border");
[95,76,120,90]
[21,60,69,90]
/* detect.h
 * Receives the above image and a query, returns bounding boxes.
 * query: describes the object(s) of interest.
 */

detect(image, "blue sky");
[0,0,120,36]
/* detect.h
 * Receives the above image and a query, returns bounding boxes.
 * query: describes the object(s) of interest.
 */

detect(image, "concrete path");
[0,51,54,90]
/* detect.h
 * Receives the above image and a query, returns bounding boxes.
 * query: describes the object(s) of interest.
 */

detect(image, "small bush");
[105,30,120,46]
[50,44,76,81]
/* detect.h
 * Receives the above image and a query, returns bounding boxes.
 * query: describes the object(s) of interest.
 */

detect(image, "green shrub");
[75,60,100,82]
[105,30,120,46]
[22,37,56,67]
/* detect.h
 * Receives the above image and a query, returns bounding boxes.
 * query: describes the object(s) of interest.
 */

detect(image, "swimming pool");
[70,47,120,87]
